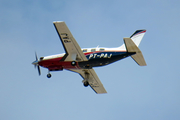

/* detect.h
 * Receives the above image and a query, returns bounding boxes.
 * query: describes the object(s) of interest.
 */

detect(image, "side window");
[91,49,96,52]
[100,48,105,51]
[83,49,87,53]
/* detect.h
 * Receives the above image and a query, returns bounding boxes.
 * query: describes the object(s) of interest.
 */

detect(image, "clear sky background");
[0,0,180,120]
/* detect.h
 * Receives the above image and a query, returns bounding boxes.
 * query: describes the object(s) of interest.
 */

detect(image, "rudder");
[130,30,146,47]
[118,29,146,50]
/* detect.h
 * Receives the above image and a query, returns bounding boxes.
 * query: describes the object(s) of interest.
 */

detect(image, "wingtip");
[53,21,64,24]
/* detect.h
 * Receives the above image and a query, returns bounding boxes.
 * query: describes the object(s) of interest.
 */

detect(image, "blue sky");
[0,0,180,120]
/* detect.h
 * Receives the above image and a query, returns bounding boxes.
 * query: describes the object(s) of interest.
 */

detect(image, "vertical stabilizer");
[130,30,146,47]
[119,30,146,50]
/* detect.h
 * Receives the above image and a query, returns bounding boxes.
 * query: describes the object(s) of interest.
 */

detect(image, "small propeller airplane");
[32,21,147,94]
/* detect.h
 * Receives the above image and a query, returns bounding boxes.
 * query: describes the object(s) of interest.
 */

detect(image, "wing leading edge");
[68,69,107,94]
[53,21,87,61]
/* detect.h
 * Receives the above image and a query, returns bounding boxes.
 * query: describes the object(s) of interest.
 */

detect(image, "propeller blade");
[35,52,38,61]
[37,65,41,76]
[33,52,41,76]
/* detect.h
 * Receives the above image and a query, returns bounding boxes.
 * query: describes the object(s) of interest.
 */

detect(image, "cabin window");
[83,49,87,53]
[91,49,96,52]
[100,48,105,51]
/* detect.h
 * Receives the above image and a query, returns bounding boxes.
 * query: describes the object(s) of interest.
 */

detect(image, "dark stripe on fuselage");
[78,51,135,69]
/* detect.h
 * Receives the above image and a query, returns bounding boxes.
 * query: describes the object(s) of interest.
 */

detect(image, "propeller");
[32,52,41,76]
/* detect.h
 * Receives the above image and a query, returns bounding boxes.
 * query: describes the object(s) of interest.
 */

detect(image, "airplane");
[32,21,147,94]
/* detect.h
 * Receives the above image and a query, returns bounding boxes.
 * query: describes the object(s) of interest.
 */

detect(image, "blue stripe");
[130,30,146,38]
[86,52,126,60]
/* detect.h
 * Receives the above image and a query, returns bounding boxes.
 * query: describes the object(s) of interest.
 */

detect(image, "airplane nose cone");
[32,60,38,65]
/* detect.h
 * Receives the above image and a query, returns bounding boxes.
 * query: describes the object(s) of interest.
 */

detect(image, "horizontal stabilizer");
[124,38,147,66]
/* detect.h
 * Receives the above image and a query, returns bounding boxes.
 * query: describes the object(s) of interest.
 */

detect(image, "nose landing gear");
[47,73,52,78]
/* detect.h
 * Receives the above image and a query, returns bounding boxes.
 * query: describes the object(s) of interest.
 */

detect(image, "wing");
[53,21,88,61]
[68,69,107,94]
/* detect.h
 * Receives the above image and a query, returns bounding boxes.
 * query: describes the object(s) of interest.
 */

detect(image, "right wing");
[53,21,87,61]
[68,69,107,94]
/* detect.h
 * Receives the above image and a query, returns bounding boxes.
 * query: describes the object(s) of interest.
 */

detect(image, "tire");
[47,73,51,78]
[83,81,89,87]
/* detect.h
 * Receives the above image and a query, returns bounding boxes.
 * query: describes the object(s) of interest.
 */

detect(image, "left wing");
[53,21,87,61]
[68,69,107,94]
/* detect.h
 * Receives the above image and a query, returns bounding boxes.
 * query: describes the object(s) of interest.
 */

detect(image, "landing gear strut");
[82,72,89,87]
[47,73,52,78]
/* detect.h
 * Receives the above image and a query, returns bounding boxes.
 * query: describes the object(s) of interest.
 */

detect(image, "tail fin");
[130,29,146,47]
[119,29,146,49]
[124,38,147,66]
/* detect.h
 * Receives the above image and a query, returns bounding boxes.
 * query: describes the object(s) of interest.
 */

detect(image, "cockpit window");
[40,57,44,60]
[100,48,105,51]
[82,49,87,53]
[91,49,96,52]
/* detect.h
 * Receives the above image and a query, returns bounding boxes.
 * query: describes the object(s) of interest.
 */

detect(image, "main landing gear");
[82,72,89,87]
[83,81,89,87]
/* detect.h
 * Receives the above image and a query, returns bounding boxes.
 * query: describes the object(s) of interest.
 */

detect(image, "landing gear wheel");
[83,81,89,87]
[47,73,52,78]
[71,61,76,66]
